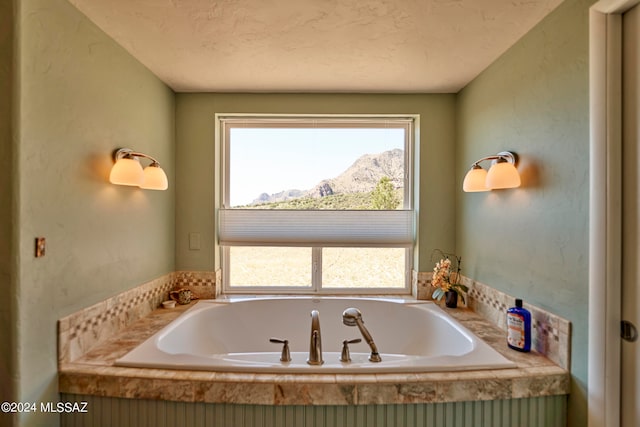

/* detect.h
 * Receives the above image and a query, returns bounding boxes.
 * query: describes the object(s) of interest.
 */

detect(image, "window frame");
[217,114,418,295]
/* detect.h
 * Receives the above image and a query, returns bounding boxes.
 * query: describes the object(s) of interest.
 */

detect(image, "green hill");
[239,188,403,210]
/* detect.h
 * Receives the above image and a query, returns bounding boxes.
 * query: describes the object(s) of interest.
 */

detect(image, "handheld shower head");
[342,308,362,326]
[341,307,381,362]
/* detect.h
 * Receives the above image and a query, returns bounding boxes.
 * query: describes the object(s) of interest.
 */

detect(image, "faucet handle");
[269,338,291,362]
[340,338,362,362]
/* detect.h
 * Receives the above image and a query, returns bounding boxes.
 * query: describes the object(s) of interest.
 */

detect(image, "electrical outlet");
[189,233,201,250]
[35,237,46,258]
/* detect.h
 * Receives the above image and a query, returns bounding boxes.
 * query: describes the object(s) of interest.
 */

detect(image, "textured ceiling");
[67,0,564,93]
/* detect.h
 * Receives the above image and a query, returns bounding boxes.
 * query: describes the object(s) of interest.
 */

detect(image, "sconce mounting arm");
[469,151,518,168]
[113,148,162,166]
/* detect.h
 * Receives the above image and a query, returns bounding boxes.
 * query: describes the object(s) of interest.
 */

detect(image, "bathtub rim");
[114,296,517,373]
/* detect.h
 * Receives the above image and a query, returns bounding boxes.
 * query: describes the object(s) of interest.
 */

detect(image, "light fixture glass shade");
[486,162,521,189]
[462,167,489,192]
[140,165,168,190]
[109,157,144,186]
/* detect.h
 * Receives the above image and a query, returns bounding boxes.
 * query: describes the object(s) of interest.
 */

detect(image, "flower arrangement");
[430,250,468,305]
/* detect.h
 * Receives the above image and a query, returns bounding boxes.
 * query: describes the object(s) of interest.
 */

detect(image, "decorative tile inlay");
[173,271,218,299]
[67,282,173,340]
[463,276,570,370]
[410,272,570,370]
[411,270,432,300]
[467,286,509,314]
[58,270,220,364]
[174,271,216,287]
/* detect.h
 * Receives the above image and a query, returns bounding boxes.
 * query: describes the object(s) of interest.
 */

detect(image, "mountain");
[249,148,404,205]
[306,148,404,198]
[252,189,305,204]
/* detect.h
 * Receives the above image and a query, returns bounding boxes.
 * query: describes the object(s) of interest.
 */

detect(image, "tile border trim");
[58,270,219,365]
[60,269,569,371]
[412,270,570,370]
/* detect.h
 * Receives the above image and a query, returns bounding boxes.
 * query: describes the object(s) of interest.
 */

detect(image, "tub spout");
[342,307,382,362]
[307,310,323,365]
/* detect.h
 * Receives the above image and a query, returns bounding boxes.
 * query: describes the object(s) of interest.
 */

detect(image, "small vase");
[445,290,458,308]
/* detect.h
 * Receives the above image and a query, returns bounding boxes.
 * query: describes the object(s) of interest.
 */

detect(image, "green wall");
[174,93,457,273]
[12,0,176,425]
[456,0,593,426]
[0,1,17,426]
[1,0,601,425]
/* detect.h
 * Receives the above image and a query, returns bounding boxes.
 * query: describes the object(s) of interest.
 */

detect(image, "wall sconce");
[109,148,168,190]
[462,151,521,192]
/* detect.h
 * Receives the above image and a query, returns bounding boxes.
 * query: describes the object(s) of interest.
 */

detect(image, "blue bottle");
[506,298,531,352]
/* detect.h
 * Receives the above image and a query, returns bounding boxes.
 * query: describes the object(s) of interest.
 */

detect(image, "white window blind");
[218,209,415,247]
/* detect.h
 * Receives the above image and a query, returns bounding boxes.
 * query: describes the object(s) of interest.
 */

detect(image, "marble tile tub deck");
[58,301,569,406]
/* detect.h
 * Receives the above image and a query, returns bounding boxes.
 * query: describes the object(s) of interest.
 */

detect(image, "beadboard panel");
[60,394,566,427]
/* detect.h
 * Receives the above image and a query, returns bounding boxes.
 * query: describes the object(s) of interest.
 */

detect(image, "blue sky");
[229,127,405,206]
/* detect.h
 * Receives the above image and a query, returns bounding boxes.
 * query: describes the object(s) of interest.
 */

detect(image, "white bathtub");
[115,297,516,373]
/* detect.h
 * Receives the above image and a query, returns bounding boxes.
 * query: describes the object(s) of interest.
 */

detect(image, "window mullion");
[312,247,322,292]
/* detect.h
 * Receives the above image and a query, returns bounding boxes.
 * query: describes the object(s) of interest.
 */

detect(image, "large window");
[218,115,416,293]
